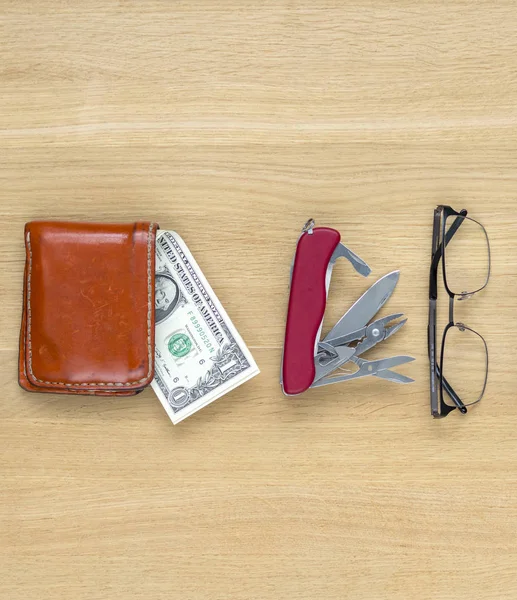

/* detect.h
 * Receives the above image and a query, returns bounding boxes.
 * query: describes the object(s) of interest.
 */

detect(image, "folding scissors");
[281,219,415,396]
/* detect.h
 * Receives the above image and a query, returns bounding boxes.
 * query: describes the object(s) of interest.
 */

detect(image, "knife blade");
[322,270,400,345]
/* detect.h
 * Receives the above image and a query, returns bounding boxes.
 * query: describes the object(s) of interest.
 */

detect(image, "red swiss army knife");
[281,219,415,396]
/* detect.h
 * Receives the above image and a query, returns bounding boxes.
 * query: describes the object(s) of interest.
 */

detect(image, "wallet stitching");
[26,223,155,388]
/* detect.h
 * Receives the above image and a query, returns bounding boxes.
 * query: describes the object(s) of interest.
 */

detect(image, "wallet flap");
[20,221,158,393]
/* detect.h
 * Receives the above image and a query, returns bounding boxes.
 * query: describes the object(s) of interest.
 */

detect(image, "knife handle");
[282,227,340,395]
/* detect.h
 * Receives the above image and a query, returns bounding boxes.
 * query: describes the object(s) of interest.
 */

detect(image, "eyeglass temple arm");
[430,209,468,275]
[435,364,468,414]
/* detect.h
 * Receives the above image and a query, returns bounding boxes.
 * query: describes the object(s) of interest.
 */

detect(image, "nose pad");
[458,291,473,301]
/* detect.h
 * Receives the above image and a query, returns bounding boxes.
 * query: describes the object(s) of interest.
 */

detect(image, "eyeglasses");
[428,206,491,418]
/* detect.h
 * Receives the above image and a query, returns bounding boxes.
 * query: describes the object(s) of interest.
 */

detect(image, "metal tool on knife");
[281,219,415,396]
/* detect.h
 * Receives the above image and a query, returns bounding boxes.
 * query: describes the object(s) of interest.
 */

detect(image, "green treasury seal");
[168,333,192,358]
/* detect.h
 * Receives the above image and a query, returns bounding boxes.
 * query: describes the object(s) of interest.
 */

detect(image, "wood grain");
[1,2,517,599]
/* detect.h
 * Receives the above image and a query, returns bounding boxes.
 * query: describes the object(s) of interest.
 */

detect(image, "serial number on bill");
[189,312,216,354]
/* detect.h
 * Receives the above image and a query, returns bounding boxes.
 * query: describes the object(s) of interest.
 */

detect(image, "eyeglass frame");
[428,205,491,418]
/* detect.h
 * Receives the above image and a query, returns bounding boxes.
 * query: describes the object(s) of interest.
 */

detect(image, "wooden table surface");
[1,2,517,599]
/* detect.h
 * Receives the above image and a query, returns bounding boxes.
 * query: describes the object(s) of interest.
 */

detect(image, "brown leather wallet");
[19,221,159,396]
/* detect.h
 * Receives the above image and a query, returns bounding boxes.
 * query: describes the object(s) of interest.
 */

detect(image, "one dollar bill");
[151,230,260,424]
